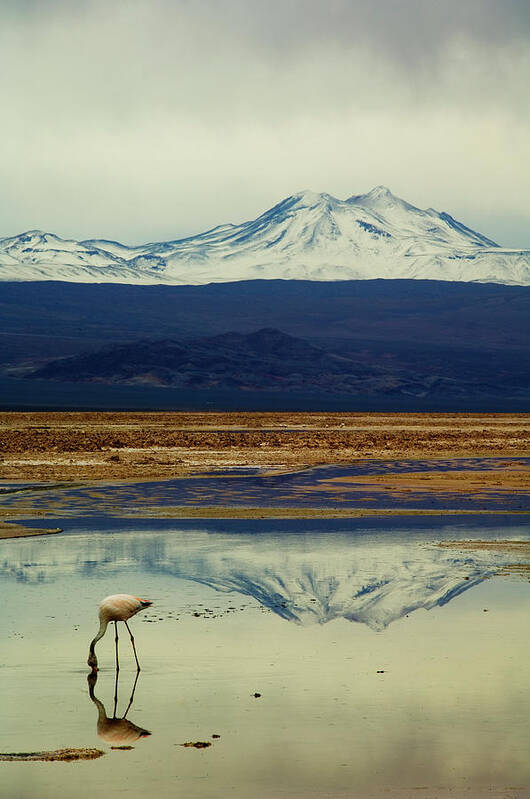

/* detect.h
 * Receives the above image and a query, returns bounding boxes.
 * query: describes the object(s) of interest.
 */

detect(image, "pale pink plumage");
[99,594,151,623]
[88,593,152,671]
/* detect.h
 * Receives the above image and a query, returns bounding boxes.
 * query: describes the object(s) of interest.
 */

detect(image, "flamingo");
[88,594,152,671]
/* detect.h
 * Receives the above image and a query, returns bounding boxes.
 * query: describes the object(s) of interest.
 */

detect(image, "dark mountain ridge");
[26,326,529,400]
[28,328,384,393]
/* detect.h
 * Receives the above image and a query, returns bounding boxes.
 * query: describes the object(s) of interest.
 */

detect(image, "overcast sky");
[1,0,529,246]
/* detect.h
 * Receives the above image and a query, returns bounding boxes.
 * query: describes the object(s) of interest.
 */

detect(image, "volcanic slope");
[1,187,529,285]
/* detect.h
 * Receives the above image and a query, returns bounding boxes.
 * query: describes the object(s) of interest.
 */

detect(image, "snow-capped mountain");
[1,186,529,285]
[1,526,528,630]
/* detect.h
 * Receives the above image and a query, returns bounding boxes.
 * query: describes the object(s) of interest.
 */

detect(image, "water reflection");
[87,670,151,747]
[1,519,529,798]
[1,520,529,630]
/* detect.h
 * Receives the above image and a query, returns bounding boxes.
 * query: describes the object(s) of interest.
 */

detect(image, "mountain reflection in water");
[2,520,529,631]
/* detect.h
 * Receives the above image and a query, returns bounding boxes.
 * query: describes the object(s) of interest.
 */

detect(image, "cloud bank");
[1,0,529,245]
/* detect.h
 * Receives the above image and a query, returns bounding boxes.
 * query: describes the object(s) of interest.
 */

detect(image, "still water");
[1,517,529,798]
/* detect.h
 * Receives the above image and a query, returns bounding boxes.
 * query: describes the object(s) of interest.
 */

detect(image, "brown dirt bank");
[322,468,530,493]
[1,411,529,482]
[0,521,63,539]
[439,540,530,554]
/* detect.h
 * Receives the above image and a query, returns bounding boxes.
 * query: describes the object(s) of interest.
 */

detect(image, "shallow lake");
[1,516,530,798]
[3,458,530,514]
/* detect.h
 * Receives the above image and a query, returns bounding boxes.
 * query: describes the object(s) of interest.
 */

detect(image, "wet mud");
[0,748,105,762]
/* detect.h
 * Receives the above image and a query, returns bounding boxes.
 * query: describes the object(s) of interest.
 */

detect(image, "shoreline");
[1,412,528,538]
[2,506,530,540]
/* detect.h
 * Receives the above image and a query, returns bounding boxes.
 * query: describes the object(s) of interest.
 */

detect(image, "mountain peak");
[367,185,394,198]
[0,229,67,248]
[19,230,56,240]
[290,189,332,206]
[347,185,404,207]
[1,186,527,286]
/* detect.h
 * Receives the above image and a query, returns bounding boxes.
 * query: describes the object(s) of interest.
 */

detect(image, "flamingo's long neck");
[88,618,109,665]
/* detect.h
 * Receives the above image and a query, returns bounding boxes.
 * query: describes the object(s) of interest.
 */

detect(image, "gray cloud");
[1,0,529,246]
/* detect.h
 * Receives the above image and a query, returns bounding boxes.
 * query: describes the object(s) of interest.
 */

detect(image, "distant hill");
[1,187,529,285]
[25,326,529,400]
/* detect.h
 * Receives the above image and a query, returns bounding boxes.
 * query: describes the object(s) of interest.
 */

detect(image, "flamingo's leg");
[114,620,120,674]
[124,620,141,671]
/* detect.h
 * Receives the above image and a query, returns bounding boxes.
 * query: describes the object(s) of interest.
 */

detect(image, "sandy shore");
[0,520,63,539]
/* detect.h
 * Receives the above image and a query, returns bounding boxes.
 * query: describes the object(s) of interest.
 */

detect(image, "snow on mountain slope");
[0,230,147,283]
[1,187,529,285]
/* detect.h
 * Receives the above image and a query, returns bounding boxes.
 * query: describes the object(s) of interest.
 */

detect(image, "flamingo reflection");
[87,669,151,747]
